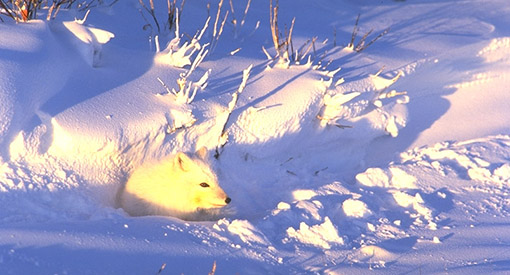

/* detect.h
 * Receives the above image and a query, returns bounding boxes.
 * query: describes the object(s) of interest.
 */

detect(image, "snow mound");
[61,17,115,67]
[1,0,510,273]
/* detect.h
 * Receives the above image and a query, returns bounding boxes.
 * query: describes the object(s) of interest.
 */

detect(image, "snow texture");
[1,0,510,273]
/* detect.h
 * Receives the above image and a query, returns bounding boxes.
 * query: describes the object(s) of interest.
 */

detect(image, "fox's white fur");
[117,148,231,220]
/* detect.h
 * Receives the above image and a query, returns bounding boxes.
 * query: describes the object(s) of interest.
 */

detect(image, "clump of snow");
[296,200,323,221]
[277,201,291,210]
[214,219,270,246]
[391,191,415,208]
[494,163,510,182]
[412,193,434,221]
[285,217,344,249]
[342,198,372,218]
[292,189,317,201]
[356,167,389,188]
[356,167,417,189]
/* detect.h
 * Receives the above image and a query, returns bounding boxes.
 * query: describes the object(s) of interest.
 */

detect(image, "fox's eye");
[200,182,210,188]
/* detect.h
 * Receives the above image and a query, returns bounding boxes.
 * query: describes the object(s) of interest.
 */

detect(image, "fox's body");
[117,148,231,220]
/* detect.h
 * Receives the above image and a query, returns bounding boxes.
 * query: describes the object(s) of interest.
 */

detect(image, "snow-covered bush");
[155,13,209,68]
[155,13,211,104]
[317,68,408,137]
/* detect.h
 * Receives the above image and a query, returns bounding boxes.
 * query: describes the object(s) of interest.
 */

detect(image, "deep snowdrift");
[0,0,509,274]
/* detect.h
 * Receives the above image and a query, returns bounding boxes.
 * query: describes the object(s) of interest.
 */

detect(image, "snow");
[61,14,115,67]
[342,199,372,218]
[286,217,344,250]
[1,0,510,273]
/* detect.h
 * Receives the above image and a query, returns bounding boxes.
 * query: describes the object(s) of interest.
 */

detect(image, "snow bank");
[1,0,510,273]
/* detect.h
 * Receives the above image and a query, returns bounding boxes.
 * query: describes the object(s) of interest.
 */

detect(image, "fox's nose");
[225,197,231,204]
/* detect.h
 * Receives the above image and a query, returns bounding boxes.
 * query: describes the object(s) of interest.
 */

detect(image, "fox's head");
[167,148,231,215]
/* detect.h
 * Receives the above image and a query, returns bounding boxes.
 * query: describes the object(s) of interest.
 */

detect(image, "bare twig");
[295,37,317,62]
[359,27,390,52]
[261,46,272,60]
[157,77,175,95]
[212,0,224,37]
[316,115,353,129]
[311,35,317,58]
[333,27,337,47]
[0,0,18,21]
[241,0,251,28]
[0,0,43,22]
[167,0,175,30]
[269,0,279,55]
[215,65,253,159]
[212,9,228,50]
[165,0,185,30]
[269,0,295,62]
[139,0,161,33]
[229,0,236,29]
[349,14,360,48]
[46,2,56,20]
[208,261,217,275]
[287,17,295,58]
[157,263,167,275]
[138,0,184,37]
[230,0,251,37]
[1,0,86,22]
[354,28,373,51]
[349,14,390,53]
[209,0,228,54]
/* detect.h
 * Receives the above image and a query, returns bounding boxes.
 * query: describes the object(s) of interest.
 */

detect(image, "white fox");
[117,148,231,220]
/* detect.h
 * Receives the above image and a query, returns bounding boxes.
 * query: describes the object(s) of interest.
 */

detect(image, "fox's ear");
[196,146,208,160]
[175,152,193,171]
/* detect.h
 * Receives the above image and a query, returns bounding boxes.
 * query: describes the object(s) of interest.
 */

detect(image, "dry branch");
[215,64,253,159]
[349,14,360,48]
[349,14,390,53]
[139,0,161,33]
[208,261,217,275]
[268,0,295,62]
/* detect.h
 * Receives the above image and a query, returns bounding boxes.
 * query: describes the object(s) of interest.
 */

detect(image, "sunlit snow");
[1,0,510,274]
